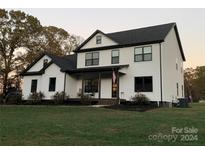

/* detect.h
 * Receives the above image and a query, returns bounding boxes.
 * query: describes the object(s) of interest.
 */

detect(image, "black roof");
[47,53,77,71]
[76,23,185,61]
[106,23,175,45]
[21,53,77,76]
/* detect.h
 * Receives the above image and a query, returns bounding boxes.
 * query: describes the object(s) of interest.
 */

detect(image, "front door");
[112,70,118,98]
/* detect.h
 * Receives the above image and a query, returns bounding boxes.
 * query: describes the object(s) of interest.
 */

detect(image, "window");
[182,85,184,97]
[135,76,153,92]
[176,58,178,70]
[176,82,179,96]
[31,79,37,93]
[85,52,99,66]
[111,50,119,64]
[43,59,48,67]
[49,77,56,92]
[96,35,102,44]
[134,46,152,62]
[84,79,98,93]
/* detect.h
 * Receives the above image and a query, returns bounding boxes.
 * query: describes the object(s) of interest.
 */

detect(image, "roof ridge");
[106,22,176,35]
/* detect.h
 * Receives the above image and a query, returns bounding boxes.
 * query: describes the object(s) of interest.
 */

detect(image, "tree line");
[0,9,83,95]
[184,66,205,102]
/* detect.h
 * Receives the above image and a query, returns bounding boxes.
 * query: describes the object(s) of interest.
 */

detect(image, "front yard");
[0,103,205,145]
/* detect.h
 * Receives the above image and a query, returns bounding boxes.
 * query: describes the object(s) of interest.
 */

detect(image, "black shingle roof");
[21,53,77,76]
[106,23,175,45]
[47,53,77,71]
[76,23,185,61]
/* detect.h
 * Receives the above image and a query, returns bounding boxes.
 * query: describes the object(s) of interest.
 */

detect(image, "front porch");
[68,65,129,104]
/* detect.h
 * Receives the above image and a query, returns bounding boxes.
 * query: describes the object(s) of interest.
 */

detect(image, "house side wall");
[22,63,65,99]
[28,55,51,72]
[65,74,78,98]
[81,33,118,49]
[77,44,161,101]
[161,28,184,102]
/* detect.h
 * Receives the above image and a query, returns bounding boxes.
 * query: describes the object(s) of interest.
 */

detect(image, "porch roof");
[67,64,129,74]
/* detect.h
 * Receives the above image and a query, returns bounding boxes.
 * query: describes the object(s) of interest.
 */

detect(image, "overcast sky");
[16,8,205,68]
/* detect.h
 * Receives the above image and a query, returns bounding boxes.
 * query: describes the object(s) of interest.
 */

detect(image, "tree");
[0,9,42,95]
[184,66,205,102]
[0,9,83,95]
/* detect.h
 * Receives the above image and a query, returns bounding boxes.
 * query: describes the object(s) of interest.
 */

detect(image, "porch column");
[81,78,84,97]
[98,72,101,100]
[117,69,120,103]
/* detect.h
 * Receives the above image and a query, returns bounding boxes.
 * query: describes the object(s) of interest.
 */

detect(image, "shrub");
[0,94,4,104]
[28,91,45,104]
[130,93,150,106]
[52,91,69,104]
[5,92,22,104]
[80,94,92,105]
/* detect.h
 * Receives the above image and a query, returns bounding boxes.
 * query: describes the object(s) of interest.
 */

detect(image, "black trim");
[159,43,163,102]
[68,64,129,74]
[134,46,152,62]
[20,53,46,75]
[76,40,163,53]
[63,73,66,99]
[174,25,186,61]
[75,30,118,51]
[21,61,53,76]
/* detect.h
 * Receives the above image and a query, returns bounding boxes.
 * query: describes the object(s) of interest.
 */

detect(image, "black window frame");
[111,50,119,64]
[96,35,102,44]
[176,82,179,96]
[31,79,37,93]
[84,79,98,93]
[85,52,99,66]
[134,46,152,62]
[49,77,56,92]
[134,76,153,92]
[43,59,48,67]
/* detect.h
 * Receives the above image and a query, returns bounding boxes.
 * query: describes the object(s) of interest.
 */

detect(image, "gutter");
[159,43,163,102]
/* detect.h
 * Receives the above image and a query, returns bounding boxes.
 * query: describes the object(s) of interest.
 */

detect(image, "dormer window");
[43,59,48,67]
[96,35,102,44]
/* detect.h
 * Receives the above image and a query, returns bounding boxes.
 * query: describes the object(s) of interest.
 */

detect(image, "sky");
[16,8,205,68]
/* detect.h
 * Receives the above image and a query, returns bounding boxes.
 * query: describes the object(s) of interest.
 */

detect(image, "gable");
[80,31,118,50]
[27,55,52,72]
[164,25,185,61]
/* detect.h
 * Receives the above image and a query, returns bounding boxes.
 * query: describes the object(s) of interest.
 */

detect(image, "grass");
[0,103,205,145]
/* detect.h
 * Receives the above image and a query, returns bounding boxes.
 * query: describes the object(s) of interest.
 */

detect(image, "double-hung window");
[84,79,98,93]
[49,77,56,92]
[85,52,99,66]
[111,50,119,64]
[134,46,152,62]
[96,36,102,44]
[135,76,153,92]
[31,79,37,93]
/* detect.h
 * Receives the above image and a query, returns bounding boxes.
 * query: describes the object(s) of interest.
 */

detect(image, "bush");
[0,94,4,104]
[28,91,45,104]
[80,94,92,105]
[5,92,22,104]
[52,91,69,104]
[130,93,150,106]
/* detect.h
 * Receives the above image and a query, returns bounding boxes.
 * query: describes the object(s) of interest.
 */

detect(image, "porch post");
[98,72,101,100]
[81,78,84,97]
[117,69,120,103]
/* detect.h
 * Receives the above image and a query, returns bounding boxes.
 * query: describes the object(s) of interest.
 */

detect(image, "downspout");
[63,73,66,100]
[159,43,163,102]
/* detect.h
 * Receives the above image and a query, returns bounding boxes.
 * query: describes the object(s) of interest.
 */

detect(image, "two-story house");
[21,23,185,104]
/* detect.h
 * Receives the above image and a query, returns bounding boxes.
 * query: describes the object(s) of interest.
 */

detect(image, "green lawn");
[0,103,205,145]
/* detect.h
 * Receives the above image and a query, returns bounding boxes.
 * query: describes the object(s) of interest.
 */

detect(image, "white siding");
[162,28,184,102]
[22,63,65,99]
[77,44,161,101]
[81,33,118,49]
[65,74,78,98]
[28,55,51,72]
